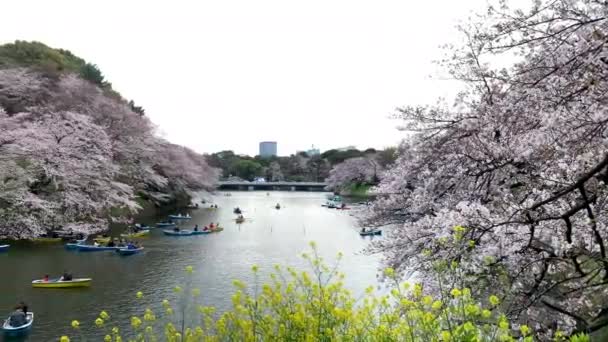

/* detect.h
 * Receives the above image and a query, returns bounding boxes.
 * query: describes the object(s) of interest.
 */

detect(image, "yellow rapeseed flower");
[60,336,70,342]
[450,288,462,298]
[173,286,182,293]
[384,267,395,278]
[100,310,110,320]
[431,300,443,311]
[251,264,259,272]
[192,288,201,297]
[95,318,104,327]
[131,316,142,329]
[162,299,170,308]
[520,324,530,336]
[185,265,193,273]
[136,291,143,299]
[104,335,112,342]
[441,331,451,341]
[489,295,500,306]
[112,327,119,334]
[71,320,79,329]
[482,309,492,319]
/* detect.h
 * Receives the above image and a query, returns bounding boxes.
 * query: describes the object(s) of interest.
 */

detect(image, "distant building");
[296,145,321,156]
[259,141,277,157]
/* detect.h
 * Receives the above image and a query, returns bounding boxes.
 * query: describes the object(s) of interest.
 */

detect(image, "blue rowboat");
[0,244,9,252]
[359,229,382,236]
[191,230,211,235]
[156,222,176,228]
[116,247,144,256]
[64,243,82,250]
[2,312,34,335]
[163,230,193,236]
[77,245,122,252]
[168,215,191,220]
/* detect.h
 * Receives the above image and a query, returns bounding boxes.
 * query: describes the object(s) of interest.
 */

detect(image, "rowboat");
[156,222,176,228]
[77,245,122,252]
[2,312,33,335]
[359,229,382,236]
[93,236,111,244]
[235,218,245,223]
[120,230,150,238]
[0,244,9,252]
[116,247,144,256]
[210,227,224,233]
[32,278,92,288]
[168,214,191,220]
[191,230,211,235]
[32,237,62,243]
[64,243,82,250]
[163,230,193,236]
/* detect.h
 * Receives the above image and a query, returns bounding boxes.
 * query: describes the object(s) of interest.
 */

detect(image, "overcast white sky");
[0,0,490,156]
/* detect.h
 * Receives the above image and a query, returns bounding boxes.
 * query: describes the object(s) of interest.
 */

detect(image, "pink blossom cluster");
[0,69,218,238]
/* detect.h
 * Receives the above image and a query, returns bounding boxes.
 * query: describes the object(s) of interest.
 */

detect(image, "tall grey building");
[259,141,277,157]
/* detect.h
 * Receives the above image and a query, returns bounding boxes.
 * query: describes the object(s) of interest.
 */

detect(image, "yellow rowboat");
[120,229,150,239]
[32,237,62,243]
[94,236,111,244]
[32,278,92,288]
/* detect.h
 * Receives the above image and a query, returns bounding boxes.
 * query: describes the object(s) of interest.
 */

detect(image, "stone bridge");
[217,181,327,191]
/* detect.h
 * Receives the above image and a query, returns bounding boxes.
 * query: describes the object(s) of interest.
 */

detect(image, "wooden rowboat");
[120,230,150,238]
[32,278,91,288]
[77,245,121,252]
[163,230,193,236]
[359,229,382,236]
[2,312,33,335]
[116,247,144,256]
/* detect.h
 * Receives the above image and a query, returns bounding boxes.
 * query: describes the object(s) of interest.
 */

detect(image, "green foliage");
[129,100,146,116]
[80,62,108,88]
[345,183,371,198]
[321,149,365,165]
[62,243,588,341]
[232,159,263,181]
[0,40,84,72]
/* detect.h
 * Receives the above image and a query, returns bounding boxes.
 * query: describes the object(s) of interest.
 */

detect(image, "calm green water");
[0,192,381,341]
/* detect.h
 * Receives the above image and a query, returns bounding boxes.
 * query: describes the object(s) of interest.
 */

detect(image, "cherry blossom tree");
[326,157,379,192]
[366,0,608,335]
[0,67,218,238]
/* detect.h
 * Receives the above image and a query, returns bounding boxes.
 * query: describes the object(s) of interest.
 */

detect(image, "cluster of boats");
[322,195,351,210]
[2,273,91,335]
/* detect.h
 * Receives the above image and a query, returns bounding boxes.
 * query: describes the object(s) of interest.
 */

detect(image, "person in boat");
[341,203,346,209]
[362,227,367,233]
[210,222,215,229]
[107,239,115,247]
[173,227,180,232]
[8,305,27,327]
[19,302,28,316]
[127,242,136,249]
[43,274,49,282]
[193,224,199,232]
[93,241,100,247]
[61,271,73,281]
[275,203,280,209]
